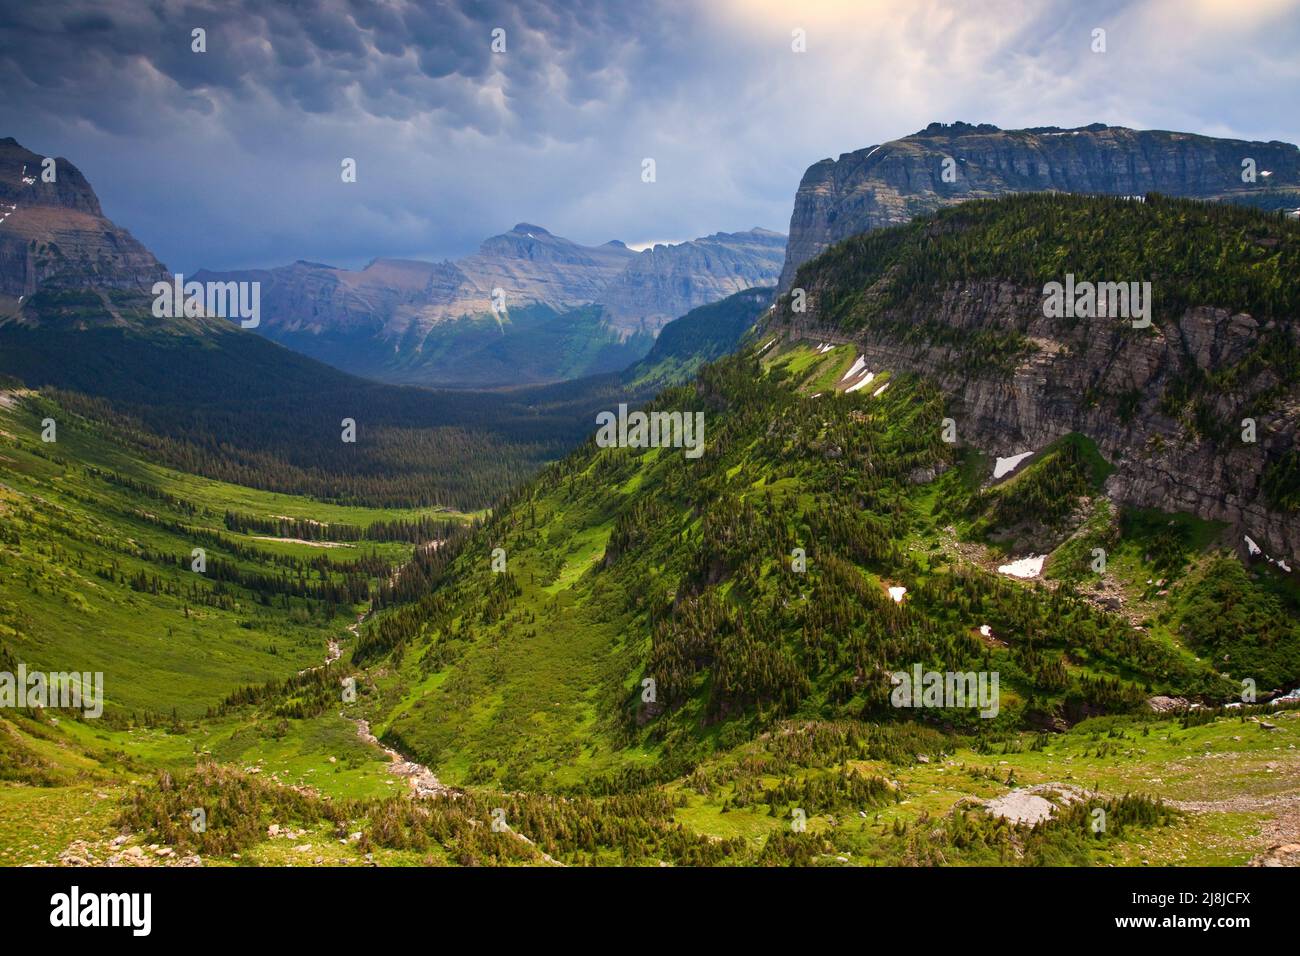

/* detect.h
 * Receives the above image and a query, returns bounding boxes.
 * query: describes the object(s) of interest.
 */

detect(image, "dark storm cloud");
[6,0,659,136]
[61,11,116,33]
[1,0,1297,273]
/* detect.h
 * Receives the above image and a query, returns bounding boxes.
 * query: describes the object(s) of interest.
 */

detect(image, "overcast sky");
[3,0,1298,273]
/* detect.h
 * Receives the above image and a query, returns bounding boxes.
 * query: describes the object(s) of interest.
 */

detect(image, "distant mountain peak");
[511,222,551,235]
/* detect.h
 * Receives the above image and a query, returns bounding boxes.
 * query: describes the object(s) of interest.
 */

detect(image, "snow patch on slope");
[845,372,876,394]
[998,555,1045,579]
[993,451,1034,480]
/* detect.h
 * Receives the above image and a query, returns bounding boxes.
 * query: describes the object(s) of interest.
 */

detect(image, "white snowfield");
[997,555,1045,579]
[841,355,867,382]
[978,624,992,637]
[872,382,889,397]
[993,451,1034,479]
[845,371,876,393]
[757,338,777,354]
[887,586,907,603]
[815,342,835,354]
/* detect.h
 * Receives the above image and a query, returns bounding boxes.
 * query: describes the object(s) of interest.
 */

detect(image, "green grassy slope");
[355,340,1295,795]
[0,389,469,718]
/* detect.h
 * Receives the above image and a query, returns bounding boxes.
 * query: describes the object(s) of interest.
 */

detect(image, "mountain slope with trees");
[349,195,1298,793]
[776,192,1300,561]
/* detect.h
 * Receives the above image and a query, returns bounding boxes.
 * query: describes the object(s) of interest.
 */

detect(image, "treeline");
[84,466,199,516]
[786,192,1300,333]
[215,661,350,721]
[101,553,369,605]
[223,509,460,544]
[132,508,390,577]
[122,762,745,866]
[778,192,1300,430]
[9,308,645,507]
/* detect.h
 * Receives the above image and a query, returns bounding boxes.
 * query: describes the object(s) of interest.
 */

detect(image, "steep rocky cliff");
[768,193,1299,563]
[779,122,1300,292]
[0,137,165,303]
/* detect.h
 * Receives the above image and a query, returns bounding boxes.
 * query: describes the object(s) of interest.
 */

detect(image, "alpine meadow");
[1,0,1298,938]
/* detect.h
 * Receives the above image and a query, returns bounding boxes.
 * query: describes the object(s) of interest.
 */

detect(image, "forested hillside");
[356,339,1299,791]
[342,195,1298,801]
[777,193,1300,561]
[4,374,1295,869]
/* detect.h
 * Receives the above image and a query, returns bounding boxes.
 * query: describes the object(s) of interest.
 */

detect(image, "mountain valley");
[0,129,1298,871]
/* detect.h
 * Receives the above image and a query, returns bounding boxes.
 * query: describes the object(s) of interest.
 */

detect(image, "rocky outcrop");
[0,137,166,300]
[779,122,1300,292]
[776,278,1299,562]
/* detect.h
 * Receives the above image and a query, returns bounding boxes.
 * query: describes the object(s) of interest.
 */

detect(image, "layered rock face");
[460,224,636,318]
[199,223,786,383]
[597,229,786,337]
[777,279,1298,562]
[0,138,166,301]
[779,122,1300,292]
[191,257,472,342]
